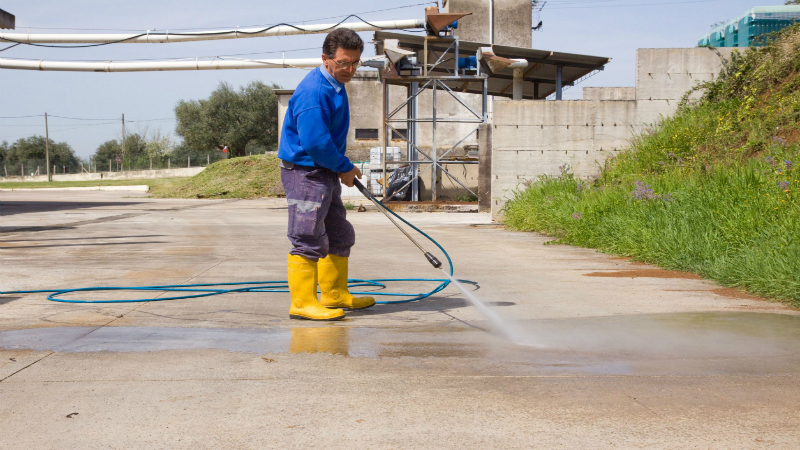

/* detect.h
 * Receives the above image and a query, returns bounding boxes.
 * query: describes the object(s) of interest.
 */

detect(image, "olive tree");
[174,81,280,158]
[5,135,80,172]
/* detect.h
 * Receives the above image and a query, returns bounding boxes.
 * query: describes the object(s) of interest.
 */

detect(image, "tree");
[5,135,80,173]
[92,132,155,170]
[93,139,122,165]
[0,141,8,166]
[786,1,800,5]
[175,81,280,158]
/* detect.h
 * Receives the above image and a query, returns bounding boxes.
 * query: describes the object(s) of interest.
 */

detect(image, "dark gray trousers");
[281,163,355,261]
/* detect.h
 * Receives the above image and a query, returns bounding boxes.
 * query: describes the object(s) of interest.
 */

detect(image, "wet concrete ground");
[1,190,799,448]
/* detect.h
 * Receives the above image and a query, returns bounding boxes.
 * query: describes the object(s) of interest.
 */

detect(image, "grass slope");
[149,155,282,199]
[504,25,800,306]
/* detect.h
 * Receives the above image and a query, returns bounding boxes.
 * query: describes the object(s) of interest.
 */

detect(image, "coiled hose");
[1,196,475,305]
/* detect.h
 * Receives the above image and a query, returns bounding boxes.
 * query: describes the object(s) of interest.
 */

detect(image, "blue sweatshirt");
[278,66,355,173]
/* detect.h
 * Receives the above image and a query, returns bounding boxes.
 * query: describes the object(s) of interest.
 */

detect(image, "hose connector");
[424,252,442,269]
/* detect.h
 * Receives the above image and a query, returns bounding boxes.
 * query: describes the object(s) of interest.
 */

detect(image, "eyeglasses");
[332,59,361,69]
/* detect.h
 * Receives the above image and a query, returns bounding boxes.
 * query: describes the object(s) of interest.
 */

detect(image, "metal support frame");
[382,37,488,202]
[556,66,563,100]
[408,81,419,201]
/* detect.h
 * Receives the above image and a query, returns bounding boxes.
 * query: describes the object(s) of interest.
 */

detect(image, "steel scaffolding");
[380,36,488,202]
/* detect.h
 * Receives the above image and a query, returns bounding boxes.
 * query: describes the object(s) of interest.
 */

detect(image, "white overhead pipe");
[0,19,424,45]
[0,56,388,72]
[510,60,529,101]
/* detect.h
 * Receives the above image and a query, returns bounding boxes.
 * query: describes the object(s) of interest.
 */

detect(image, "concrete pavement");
[1,190,798,449]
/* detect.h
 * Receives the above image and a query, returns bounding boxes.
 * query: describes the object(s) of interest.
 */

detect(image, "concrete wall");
[491,99,637,215]
[344,72,408,161]
[635,47,734,124]
[444,0,532,48]
[1,167,204,183]
[582,87,636,101]
[490,47,734,219]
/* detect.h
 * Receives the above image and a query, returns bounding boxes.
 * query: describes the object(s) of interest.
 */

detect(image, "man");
[277,28,376,321]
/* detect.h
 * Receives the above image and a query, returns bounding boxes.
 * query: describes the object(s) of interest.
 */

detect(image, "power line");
[0,123,117,127]
[0,115,175,123]
[47,115,120,121]
[0,122,120,140]
[0,114,43,119]
[49,116,172,122]
[0,118,176,141]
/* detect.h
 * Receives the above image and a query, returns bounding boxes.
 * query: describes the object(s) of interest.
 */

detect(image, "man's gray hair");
[322,28,364,58]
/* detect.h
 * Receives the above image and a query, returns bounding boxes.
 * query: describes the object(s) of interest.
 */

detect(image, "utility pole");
[121,113,125,171]
[45,112,51,182]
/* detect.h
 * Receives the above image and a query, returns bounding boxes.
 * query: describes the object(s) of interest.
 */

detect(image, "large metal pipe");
[0,19,424,45]
[1,57,325,72]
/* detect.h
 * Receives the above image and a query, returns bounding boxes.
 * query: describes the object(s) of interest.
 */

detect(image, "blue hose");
[1,198,475,305]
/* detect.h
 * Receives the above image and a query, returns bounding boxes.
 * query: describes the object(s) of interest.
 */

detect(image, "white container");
[369,147,382,164]
[369,171,383,196]
[369,147,402,164]
[387,147,401,161]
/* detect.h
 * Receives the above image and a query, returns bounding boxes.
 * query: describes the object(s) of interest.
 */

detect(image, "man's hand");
[338,166,362,188]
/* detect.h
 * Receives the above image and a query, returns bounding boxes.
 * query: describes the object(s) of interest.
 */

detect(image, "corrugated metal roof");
[374,31,611,100]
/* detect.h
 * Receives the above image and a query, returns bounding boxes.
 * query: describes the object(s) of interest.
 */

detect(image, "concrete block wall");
[582,87,636,101]
[490,47,734,219]
[635,47,734,125]
[491,100,637,216]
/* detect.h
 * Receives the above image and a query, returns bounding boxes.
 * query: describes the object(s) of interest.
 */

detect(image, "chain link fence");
[3,153,229,177]
[2,158,83,177]
[87,152,226,173]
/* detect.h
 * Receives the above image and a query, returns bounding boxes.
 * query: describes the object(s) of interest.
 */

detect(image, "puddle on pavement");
[1,312,799,375]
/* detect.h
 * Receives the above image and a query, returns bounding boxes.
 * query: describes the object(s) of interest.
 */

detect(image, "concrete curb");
[0,185,149,192]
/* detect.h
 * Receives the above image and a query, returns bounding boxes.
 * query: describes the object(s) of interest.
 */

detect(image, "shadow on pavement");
[0,241,166,250]
[0,200,144,216]
[1,235,165,242]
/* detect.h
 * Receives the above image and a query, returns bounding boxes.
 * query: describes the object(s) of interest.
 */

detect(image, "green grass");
[503,25,800,306]
[2,155,283,200]
[0,178,185,190]
[149,154,282,199]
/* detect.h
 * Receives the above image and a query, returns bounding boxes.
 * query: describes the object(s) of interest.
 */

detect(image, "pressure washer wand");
[353,178,442,269]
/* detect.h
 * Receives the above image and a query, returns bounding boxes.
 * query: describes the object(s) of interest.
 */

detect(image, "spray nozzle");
[424,252,442,269]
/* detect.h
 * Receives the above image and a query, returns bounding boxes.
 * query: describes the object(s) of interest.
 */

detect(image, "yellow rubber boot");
[287,254,345,321]
[318,254,376,311]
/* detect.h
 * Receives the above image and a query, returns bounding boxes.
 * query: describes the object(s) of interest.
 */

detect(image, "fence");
[90,152,226,172]
[2,152,225,178]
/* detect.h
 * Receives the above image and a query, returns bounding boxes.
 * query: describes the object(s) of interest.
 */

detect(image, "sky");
[0,0,788,158]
